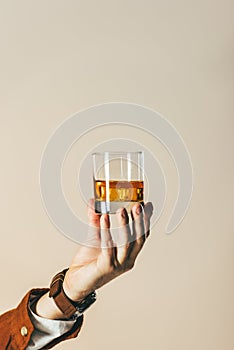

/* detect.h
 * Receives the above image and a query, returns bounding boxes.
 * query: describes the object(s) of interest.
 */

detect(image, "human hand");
[63,199,154,302]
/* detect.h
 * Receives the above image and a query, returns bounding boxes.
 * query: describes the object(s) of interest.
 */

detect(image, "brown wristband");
[49,268,96,319]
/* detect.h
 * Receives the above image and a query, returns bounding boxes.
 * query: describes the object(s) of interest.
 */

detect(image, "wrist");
[48,268,97,319]
[63,274,90,303]
[35,292,68,320]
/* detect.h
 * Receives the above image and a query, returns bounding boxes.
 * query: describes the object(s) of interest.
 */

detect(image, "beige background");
[0,0,233,349]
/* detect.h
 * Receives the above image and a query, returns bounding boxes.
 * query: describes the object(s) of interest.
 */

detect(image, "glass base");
[95,201,144,214]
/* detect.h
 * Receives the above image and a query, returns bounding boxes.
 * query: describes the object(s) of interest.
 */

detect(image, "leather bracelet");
[49,268,96,319]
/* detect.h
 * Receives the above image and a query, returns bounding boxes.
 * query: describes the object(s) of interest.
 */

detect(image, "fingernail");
[102,214,110,226]
[148,202,153,211]
[136,205,142,215]
[121,208,127,219]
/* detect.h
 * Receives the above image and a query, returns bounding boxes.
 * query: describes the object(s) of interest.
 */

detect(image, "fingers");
[100,214,111,246]
[89,200,153,273]
[100,214,117,265]
[128,202,153,263]
[116,208,132,264]
[131,203,145,245]
[87,199,101,228]
[143,202,154,238]
[86,199,101,246]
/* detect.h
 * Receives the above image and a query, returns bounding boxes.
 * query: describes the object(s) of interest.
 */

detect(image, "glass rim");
[92,151,144,156]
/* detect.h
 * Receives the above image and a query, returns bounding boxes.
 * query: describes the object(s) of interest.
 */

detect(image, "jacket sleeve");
[0,289,83,350]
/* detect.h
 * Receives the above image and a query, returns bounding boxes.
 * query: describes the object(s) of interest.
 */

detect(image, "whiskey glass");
[92,151,144,214]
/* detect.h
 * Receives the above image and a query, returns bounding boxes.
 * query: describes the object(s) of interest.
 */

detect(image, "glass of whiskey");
[92,151,144,214]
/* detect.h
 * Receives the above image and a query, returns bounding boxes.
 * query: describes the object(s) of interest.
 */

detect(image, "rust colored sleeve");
[0,289,83,350]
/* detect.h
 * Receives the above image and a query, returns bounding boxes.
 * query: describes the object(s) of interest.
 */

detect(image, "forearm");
[35,291,67,320]
[0,289,83,350]
[35,275,88,321]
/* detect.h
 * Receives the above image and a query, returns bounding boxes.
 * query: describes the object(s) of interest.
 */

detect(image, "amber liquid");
[94,180,144,214]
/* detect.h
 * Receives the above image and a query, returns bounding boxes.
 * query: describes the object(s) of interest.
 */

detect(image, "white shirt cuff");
[26,290,77,350]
